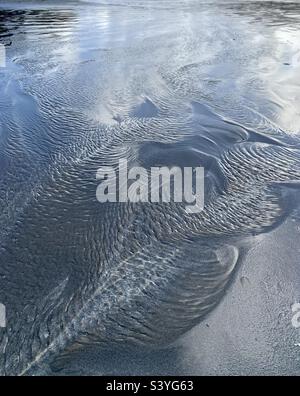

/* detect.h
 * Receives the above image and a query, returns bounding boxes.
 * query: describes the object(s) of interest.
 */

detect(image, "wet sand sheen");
[0,0,300,375]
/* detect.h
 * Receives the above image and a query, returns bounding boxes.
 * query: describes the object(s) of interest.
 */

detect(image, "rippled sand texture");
[0,0,300,375]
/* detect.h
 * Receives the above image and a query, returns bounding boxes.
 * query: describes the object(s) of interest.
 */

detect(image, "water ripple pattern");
[0,0,300,375]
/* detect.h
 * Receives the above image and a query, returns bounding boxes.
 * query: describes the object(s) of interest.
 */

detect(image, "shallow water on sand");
[1,0,300,375]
